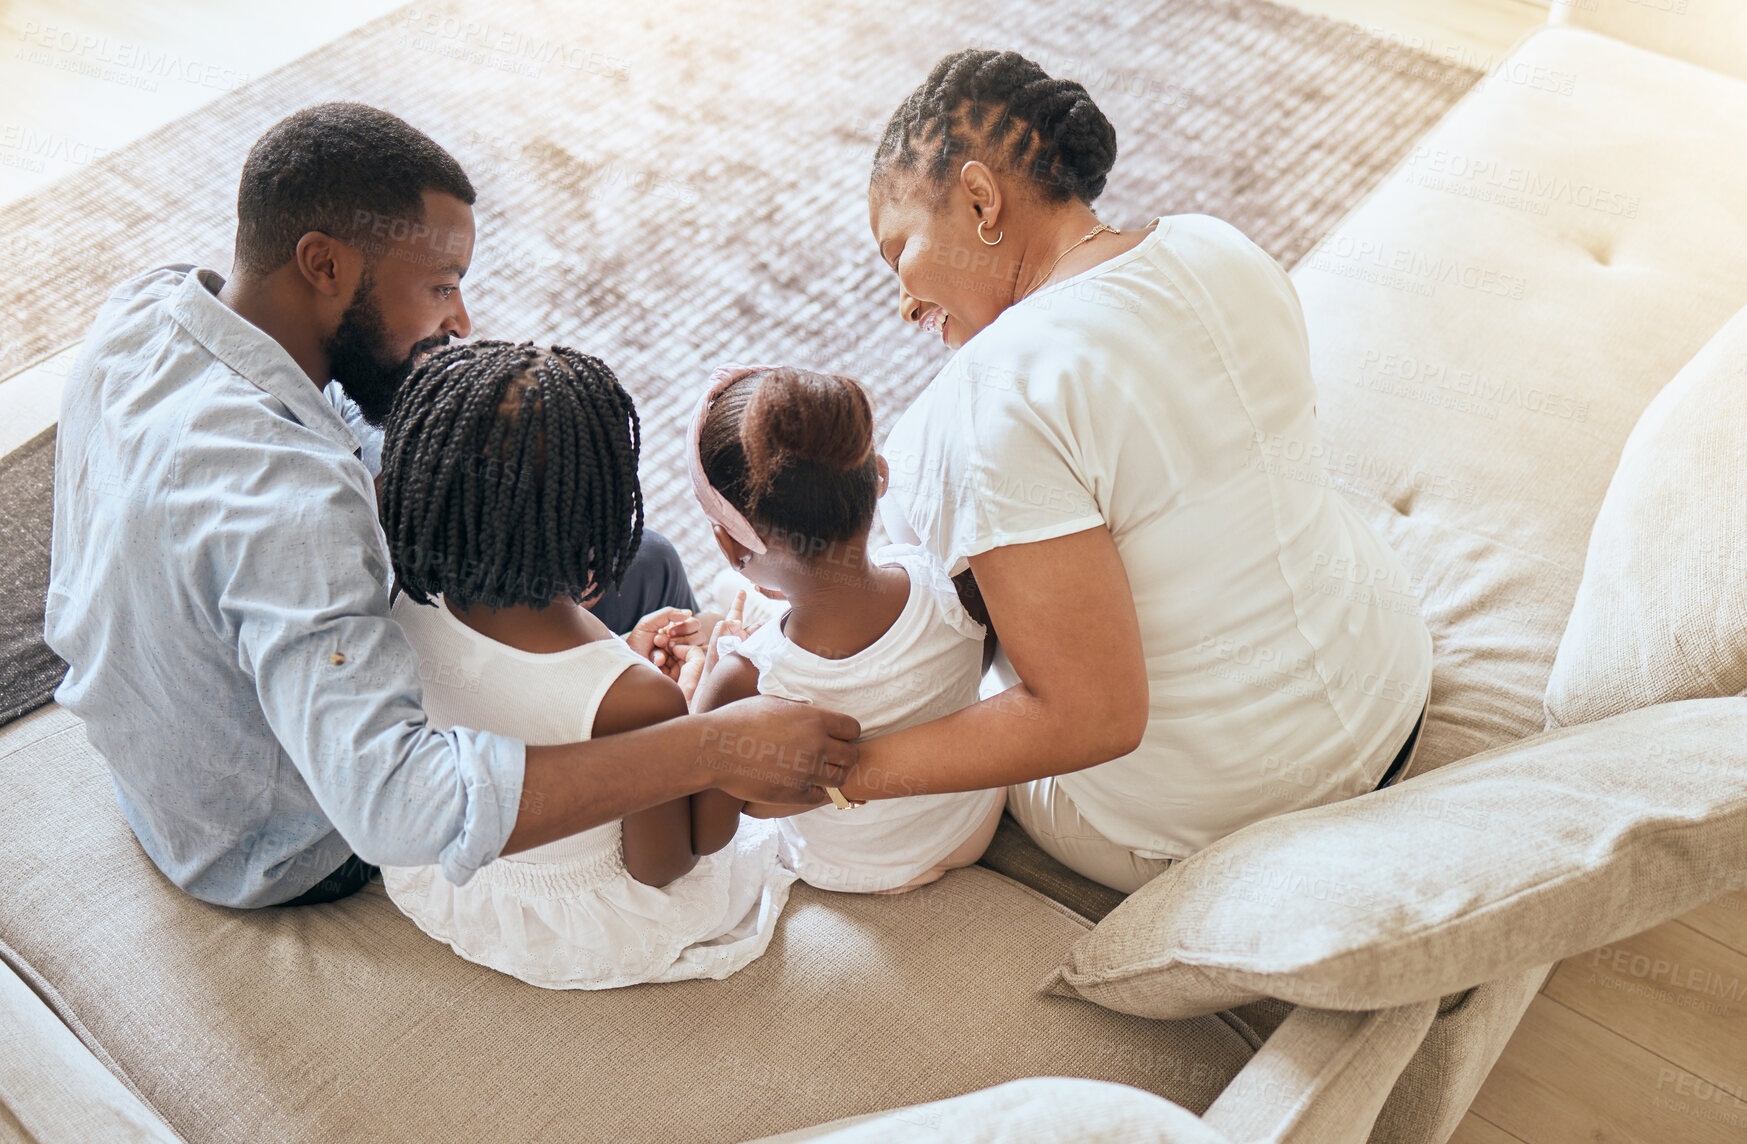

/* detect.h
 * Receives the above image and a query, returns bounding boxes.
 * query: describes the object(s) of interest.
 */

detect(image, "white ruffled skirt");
[382,818,797,990]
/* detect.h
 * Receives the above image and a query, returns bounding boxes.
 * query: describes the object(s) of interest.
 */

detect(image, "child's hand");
[627,607,699,680]
[656,609,723,672]
[677,592,760,709]
[677,622,733,710]
[719,590,759,642]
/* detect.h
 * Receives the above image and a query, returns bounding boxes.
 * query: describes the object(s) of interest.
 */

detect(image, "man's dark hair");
[234,102,476,275]
[379,341,644,610]
[871,49,1117,204]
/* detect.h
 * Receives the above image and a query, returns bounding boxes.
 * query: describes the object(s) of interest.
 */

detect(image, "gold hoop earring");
[977,218,1003,246]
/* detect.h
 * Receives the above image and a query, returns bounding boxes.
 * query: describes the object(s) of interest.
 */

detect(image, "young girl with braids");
[687,365,1006,894]
[374,340,796,989]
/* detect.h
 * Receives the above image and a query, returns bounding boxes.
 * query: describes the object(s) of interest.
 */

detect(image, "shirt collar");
[167,267,363,456]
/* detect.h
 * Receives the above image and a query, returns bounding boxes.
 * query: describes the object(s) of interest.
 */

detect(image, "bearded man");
[44,103,856,908]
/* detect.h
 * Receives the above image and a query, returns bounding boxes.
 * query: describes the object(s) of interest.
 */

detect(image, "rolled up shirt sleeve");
[211,441,525,885]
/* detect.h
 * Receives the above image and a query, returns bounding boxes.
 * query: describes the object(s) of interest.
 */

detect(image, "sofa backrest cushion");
[1550,0,1747,84]
[1544,303,1747,729]
[1044,697,1747,1018]
[1290,28,1747,780]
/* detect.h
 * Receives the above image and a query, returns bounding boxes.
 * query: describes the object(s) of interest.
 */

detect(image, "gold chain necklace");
[1019,222,1118,303]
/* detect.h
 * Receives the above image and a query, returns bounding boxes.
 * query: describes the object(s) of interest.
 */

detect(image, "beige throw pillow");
[1043,697,1747,1018]
[1544,304,1747,729]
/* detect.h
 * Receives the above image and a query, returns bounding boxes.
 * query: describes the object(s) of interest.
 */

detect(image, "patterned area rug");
[0,427,64,725]
[0,0,1477,606]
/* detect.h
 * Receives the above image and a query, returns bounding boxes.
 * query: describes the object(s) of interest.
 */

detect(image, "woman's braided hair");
[698,367,879,553]
[871,49,1117,204]
[380,339,644,610]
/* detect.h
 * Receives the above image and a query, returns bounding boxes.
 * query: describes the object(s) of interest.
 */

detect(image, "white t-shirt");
[715,544,1005,892]
[879,213,1434,861]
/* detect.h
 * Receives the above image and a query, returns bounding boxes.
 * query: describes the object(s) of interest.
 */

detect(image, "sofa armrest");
[0,956,183,1143]
[1205,1002,1436,1144]
[739,1077,1231,1143]
[749,1001,1435,1144]
[1549,0,1747,82]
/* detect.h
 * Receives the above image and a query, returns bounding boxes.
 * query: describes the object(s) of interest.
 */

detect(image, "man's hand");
[508,694,861,855]
[688,694,860,808]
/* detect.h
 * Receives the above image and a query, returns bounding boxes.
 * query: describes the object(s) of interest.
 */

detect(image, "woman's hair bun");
[1048,85,1118,201]
[873,48,1118,204]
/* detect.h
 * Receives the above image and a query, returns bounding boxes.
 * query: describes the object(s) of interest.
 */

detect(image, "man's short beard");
[324,267,448,427]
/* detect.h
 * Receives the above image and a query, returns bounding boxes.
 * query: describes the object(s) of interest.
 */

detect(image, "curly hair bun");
[740,367,874,498]
[873,48,1118,203]
[695,367,881,551]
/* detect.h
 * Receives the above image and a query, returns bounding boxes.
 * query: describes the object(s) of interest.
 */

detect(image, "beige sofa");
[4,3,1746,1141]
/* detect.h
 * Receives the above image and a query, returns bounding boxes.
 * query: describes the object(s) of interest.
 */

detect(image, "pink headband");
[687,364,778,555]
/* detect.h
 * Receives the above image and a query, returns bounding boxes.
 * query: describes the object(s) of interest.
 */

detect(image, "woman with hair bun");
[845,49,1433,892]
[686,365,1006,895]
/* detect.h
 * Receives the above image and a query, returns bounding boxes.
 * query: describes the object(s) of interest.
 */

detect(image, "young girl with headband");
[686,364,1005,894]
[374,341,797,988]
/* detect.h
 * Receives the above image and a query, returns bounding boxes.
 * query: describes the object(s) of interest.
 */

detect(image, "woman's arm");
[592,663,702,886]
[838,525,1148,801]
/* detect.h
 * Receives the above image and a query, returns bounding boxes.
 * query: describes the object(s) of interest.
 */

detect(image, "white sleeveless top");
[380,594,796,989]
[715,544,1006,892]
[881,213,1434,861]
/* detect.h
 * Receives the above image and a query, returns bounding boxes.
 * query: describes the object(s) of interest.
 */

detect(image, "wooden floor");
[1453,893,1747,1144]
[4,3,1739,1143]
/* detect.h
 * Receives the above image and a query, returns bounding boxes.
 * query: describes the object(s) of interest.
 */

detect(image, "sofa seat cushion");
[1291,26,1747,777]
[1044,697,1747,1019]
[976,813,1129,923]
[1544,303,1747,729]
[0,704,1254,1144]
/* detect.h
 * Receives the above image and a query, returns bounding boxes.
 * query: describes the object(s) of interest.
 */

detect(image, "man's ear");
[294,231,354,300]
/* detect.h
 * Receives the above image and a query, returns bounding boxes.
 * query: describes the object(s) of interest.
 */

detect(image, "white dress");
[880,213,1435,861]
[716,544,1006,893]
[381,594,797,990]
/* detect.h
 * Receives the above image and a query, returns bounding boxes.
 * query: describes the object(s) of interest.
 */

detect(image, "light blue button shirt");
[44,266,526,908]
